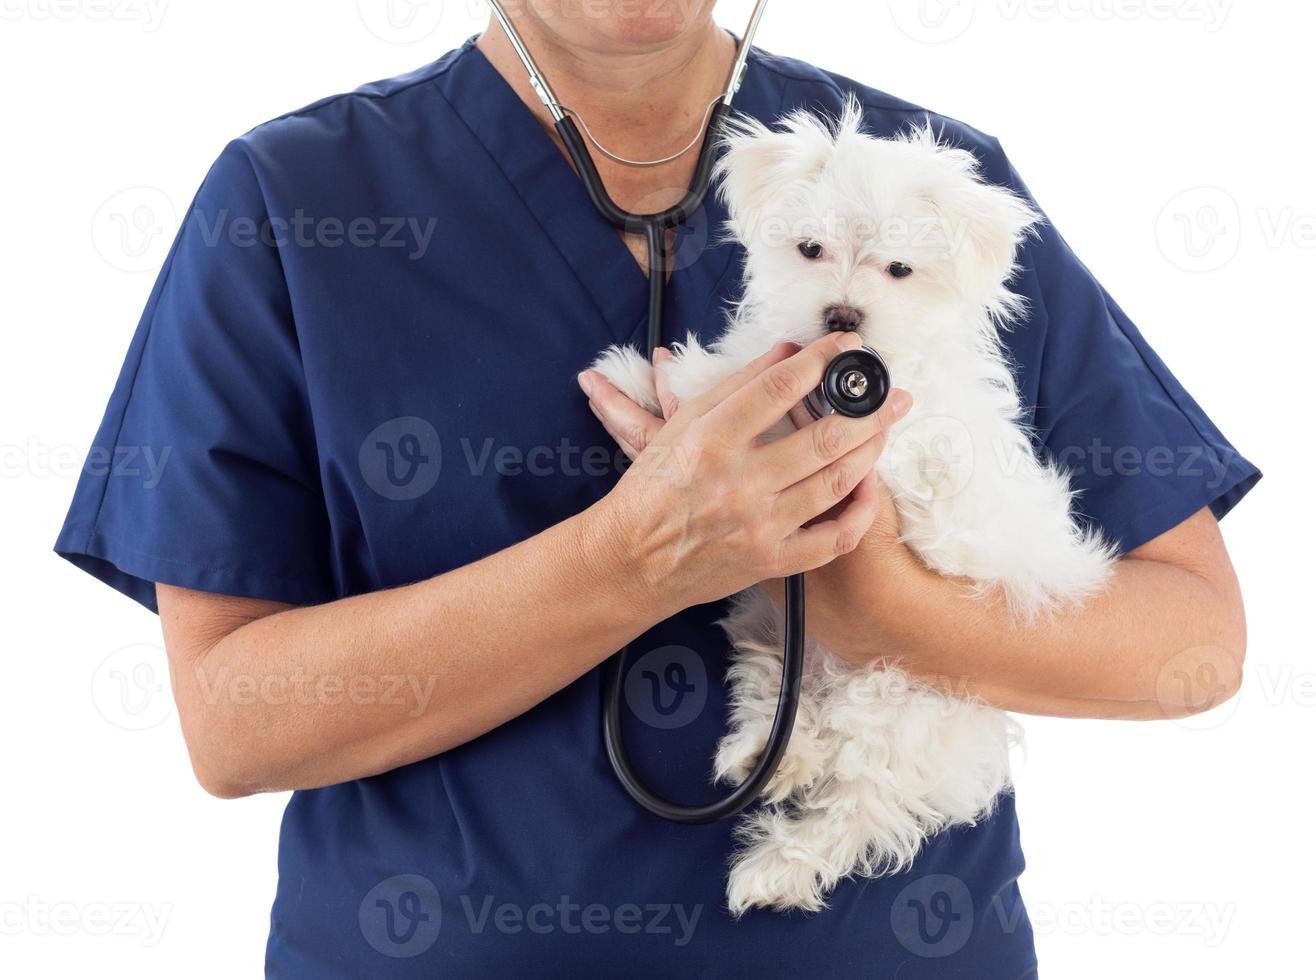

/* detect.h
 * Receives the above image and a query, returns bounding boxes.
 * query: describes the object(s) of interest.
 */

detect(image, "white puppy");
[590,101,1114,915]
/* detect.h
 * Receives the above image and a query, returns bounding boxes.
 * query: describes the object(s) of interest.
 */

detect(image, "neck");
[477,15,735,168]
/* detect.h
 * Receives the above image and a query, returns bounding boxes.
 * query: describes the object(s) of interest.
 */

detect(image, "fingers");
[773,429,889,531]
[578,370,663,461]
[778,469,885,574]
[681,340,801,417]
[652,347,680,421]
[785,399,813,433]
[764,387,912,491]
[713,332,864,440]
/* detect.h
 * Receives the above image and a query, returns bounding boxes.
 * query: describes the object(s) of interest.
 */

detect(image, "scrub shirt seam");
[1044,249,1251,473]
[989,127,1236,465]
[1031,264,1260,545]
[243,55,463,132]
[1018,189,1259,533]
[81,146,339,593]
[225,141,334,508]
[84,256,182,549]
[1104,295,1239,457]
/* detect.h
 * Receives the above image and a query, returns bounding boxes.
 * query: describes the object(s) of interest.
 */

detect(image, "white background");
[1,1,1311,976]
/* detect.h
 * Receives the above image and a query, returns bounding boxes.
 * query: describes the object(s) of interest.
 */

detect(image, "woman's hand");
[580,346,682,460]
[579,334,911,617]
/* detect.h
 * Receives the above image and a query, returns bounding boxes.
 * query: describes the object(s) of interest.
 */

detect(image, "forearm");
[796,511,1247,720]
[163,502,662,797]
[888,555,1242,718]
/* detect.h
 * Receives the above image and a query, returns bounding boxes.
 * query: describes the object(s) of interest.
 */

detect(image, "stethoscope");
[489,0,890,824]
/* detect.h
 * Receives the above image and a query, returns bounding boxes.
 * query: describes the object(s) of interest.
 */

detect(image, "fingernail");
[654,346,671,362]
[577,371,595,397]
[889,389,912,417]
[836,332,862,350]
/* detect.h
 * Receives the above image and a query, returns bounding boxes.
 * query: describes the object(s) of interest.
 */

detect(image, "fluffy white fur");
[589,101,1115,915]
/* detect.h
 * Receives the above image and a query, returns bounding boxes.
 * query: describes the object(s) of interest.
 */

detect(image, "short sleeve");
[989,142,1260,554]
[55,141,335,612]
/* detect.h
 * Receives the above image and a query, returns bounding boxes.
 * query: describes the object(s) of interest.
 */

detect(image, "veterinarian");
[56,3,1257,976]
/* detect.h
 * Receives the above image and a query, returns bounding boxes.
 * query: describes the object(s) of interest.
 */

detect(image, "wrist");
[813,538,931,665]
[570,494,682,625]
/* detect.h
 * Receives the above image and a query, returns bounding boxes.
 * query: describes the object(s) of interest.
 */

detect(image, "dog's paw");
[714,724,768,790]
[588,345,660,414]
[726,815,829,916]
[763,734,826,803]
[715,710,824,804]
[662,334,739,404]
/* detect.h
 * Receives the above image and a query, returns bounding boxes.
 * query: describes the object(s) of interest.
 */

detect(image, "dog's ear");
[715,110,837,243]
[916,136,1040,305]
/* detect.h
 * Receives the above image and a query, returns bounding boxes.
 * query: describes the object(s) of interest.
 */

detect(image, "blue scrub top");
[57,39,1259,978]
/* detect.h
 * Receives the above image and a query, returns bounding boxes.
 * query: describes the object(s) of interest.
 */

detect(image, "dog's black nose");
[824,305,865,333]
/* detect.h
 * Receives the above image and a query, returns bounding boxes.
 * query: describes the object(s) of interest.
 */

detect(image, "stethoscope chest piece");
[805,345,891,421]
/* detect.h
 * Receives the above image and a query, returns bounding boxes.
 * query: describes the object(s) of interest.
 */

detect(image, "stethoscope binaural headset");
[489,0,891,824]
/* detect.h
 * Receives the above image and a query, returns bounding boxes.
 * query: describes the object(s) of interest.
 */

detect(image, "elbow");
[1155,634,1246,720]
[178,712,270,800]
[196,771,256,801]
[1154,566,1248,720]
[188,747,267,801]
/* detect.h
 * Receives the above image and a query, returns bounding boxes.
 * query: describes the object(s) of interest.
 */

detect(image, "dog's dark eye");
[887,261,914,279]
[798,241,823,260]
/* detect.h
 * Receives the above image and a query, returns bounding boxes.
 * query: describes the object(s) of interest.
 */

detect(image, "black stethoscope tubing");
[557,108,810,825]
[489,0,809,825]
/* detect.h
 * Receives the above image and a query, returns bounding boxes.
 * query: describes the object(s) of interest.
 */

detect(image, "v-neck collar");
[433,37,786,350]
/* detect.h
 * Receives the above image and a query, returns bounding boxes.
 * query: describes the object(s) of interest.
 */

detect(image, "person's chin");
[597,4,702,46]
